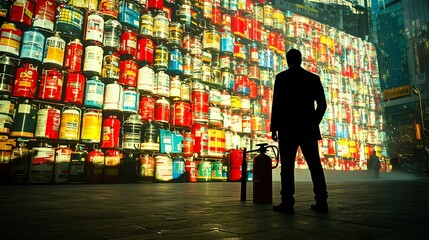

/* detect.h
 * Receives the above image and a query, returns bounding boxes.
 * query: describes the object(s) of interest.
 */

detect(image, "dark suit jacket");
[270,66,327,141]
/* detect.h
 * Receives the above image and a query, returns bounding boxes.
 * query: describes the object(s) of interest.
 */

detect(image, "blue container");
[172,157,185,180]
[220,31,234,54]
[122,88,138,113]
[84,76,105,109]
[264,49,273,69]
[229,0,238,12]
[10,100,37,138]
[20,29,45,63]
[258,49,266,67]
[118,1,140,31]
[169,48,183,75]
[221,70,234,92]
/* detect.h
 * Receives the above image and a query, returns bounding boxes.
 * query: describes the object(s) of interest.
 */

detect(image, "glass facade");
[370,0,429,166]
[370,0,408,93]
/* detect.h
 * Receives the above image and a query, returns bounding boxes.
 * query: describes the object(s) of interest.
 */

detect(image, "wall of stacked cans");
[284,14,385,171]
[0,0,384,185]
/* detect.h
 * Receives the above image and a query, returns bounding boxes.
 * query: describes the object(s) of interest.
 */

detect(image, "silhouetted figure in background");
[270,49,328,214]
[390,154,400,172]
[368,152,381,179]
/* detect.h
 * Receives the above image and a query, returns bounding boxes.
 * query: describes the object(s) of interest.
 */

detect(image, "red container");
[13,63,38,99]
[233,40,245,60]
[249,79,257,99]
[185,160,197,182]
[163,6,173,21]
[256,84,264,98]
[249,45,259,64]
[268,31,279,51]
[86,148,105,184]
[264,87,272,101]
[264,118,270,136]
[35,106,60,139]
[104,149,121,183]
[228,149,243,181]
[245,17,253,40]
[38,68,63,101]
[182,33,191,52]
[191,89,209,123]
[234,75,250,95]
[9,0,35,27]
[119,30,137,59]
[278,34,285,53]
[212,5,222,27]
[64,39,83,73]
[171,101,192,127]
[252,19,262,42]
[119,59,138,87]
[137,37,154,65]
[32,0,55,31]
[100,115,121,149]
[248,65,260,80]
[148,0,163,11]
[139,94,155,122]
[245,0,255,16]
[260,98,269,115]
[154,97,170,124]
[192,123,209,157]
[64,72,85,105]
[231,14,247,39]
[182,132,194,157]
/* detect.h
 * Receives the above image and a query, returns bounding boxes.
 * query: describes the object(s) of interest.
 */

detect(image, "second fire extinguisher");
[250,143,279,204]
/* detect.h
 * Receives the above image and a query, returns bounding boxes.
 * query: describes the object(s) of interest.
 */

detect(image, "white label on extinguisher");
[92,156,104,168]
[105,156,120,167]
[18,104,31,114]
[35,109,48,137]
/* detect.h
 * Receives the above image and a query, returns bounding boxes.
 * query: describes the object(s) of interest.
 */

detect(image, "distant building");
[272,0,369,39]
[369,0,429,156]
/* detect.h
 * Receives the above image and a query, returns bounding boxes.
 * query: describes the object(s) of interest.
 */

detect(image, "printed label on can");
[137,66,154,92]
[20,30,45,62]
[44,36,65,66]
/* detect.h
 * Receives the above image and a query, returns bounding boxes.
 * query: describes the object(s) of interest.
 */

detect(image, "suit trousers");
[278,137,328,206]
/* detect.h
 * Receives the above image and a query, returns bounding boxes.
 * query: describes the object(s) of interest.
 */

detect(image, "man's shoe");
[310,204,329,213]
[273,203,294,214]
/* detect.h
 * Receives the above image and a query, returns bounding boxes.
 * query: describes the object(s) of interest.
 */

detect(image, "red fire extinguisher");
[226,149,243,182]
[86,147,105,184]
[251,143,279,204]
[100,115,121,149]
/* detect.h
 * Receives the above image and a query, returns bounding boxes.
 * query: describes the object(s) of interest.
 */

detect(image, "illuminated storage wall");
[0,0,384,185]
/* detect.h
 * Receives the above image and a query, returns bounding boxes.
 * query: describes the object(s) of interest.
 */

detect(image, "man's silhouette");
[270,49,328,214]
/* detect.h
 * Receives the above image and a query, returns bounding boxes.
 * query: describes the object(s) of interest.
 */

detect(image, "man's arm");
[270,74,281,133]
[314,75,327,124]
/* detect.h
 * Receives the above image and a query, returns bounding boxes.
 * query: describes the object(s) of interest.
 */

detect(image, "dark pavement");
[1,170,428,240]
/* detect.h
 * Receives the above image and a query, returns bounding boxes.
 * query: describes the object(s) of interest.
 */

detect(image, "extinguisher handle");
[268,145,280,169]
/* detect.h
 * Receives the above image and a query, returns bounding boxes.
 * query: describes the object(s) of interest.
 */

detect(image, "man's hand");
[272,132,278,142]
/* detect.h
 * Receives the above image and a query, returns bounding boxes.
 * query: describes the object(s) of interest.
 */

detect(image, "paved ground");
[1,170,428,240]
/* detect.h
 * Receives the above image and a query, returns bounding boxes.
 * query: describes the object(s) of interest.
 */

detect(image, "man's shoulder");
[305,70,320,79]
[276,70,289,76]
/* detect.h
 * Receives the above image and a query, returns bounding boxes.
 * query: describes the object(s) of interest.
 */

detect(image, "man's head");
[286,48,302,67]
